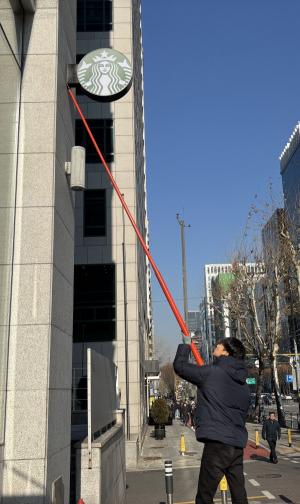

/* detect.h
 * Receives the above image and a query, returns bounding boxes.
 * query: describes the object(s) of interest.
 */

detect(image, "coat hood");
[215,355,248,384]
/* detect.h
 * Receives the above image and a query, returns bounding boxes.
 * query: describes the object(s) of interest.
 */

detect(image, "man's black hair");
[269,411,275,416]
[220,337,246,360]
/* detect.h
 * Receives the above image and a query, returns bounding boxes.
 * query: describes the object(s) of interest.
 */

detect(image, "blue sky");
[141,0,300,356]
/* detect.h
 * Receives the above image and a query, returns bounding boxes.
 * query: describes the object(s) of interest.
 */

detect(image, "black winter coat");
[262,419,281,441]
[173,344,251,448]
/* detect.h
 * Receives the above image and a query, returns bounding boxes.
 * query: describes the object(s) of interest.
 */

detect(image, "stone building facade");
[0,0,152,501]
[0,0,76,501]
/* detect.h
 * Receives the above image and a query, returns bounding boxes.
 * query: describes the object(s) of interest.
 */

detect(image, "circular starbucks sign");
[77,48,133,101]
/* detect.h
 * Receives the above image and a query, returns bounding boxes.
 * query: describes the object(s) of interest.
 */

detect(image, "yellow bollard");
[255,429,260,449]
[180,433,186,456]
[288,428,292,447]
[219,475,228,504]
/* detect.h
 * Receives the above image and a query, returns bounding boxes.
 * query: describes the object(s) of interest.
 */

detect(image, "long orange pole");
[67,85,204,366]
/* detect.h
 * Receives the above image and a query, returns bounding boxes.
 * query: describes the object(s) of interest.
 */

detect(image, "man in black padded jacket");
[174,336,250,504]
[262,412,281,463]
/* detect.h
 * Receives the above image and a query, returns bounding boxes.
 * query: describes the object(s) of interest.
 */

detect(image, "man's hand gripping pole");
[67,85,204,366]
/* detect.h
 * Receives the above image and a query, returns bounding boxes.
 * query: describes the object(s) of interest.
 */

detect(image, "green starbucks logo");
[77,49,133,101]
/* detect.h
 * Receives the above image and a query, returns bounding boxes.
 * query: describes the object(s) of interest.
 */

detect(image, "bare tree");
[159,362,176,399]
[223,258,267,421]
[222,205,298,425]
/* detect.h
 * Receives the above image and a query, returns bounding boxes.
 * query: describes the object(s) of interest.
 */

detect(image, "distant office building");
[280,125,300,351]
[262,208,285,259]
[203,263,261,357]
[211,272,235,341]
[199,299,210,362]
[187,310,201,333]
[203,264,233,354]
[280,122,300,398]
[279,124,300,353]
[261,209,290,351]
[187,309,206,360]
[280,123,300,249]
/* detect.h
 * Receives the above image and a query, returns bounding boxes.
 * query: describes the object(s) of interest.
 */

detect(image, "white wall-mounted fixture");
[65,146,86,191]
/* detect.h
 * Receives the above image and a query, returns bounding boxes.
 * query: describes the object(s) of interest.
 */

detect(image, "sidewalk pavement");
[129,419,203,472]
[246,422,300,455]
[131,420,300,473]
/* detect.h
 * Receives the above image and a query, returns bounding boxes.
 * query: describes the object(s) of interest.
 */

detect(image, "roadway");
[126,456,300,503]
[126,421,300,503]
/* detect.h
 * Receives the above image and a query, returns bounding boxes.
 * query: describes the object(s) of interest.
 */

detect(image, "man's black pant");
[267,439,277,462]
[196,440,248,504]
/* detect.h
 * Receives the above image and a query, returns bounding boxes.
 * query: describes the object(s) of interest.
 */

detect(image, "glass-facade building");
[281,124,300,248]
[280,124,300,350]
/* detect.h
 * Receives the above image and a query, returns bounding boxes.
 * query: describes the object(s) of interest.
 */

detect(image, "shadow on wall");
[21,12,34,67]
[2,499,46,504]
[1,464,65,504]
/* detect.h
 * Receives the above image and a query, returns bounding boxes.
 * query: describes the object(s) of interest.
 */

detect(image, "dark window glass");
[73,264,115,342]
[77,0,113,32]
[75,119,114,163]
[84,189,106,237]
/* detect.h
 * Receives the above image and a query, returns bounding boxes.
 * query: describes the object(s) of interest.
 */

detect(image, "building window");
[73,264,116,342]
[75,119,114,163]
[84,189,106,237]
[77,0,113,32]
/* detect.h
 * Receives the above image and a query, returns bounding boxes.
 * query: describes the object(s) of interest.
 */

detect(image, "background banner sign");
[77,48,133,101]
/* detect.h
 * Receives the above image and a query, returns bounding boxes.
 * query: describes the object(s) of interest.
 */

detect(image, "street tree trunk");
[254,358,264,422]
[271,354,286,426]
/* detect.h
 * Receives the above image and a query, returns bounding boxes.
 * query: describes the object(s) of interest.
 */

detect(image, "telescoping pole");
[67,85,204,366]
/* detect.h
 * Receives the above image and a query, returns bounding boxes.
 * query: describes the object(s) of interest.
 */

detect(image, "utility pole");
[176,214,190,325]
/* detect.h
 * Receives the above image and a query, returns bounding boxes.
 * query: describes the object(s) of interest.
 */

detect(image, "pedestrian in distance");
[185,402,192,426]
[174,336,250,504]
[262,412,281,464]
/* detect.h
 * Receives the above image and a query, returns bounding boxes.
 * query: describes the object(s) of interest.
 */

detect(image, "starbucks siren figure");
[86,55,125,96]
[77,49,132,99]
